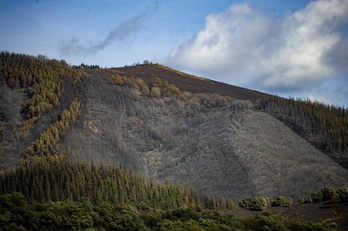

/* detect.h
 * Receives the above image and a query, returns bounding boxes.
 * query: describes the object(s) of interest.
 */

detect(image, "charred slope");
[1,53,348,202]
[108,65,348,169]
[60,72,348,200]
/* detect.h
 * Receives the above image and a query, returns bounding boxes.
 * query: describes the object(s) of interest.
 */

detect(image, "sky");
[1,0,348,107]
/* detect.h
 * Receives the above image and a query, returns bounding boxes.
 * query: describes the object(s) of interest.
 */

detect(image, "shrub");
[238,197,253,209]
[300,187,345,204]
[298,197,306,204]
[331,192,341,203]
[239,197,268,211]
[271,196,293,207]
[310,190,323,202]
[150,87,161,97]
[337,187,348,201]
[320,187,336,201]
[253,197,268,211]
[254,210,288,231]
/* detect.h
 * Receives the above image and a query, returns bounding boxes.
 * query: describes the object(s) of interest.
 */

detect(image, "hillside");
[53,69,346,201]
[105,65,348,170]
[1,53,348,201]
[112,65,348,168]
[111,64,269,103]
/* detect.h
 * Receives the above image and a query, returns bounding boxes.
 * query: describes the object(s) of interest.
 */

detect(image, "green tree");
[271,196,293,207]
[239,197,268,211]
[320,187,336,201]
[337,187,348,201]
[310,190,324,202]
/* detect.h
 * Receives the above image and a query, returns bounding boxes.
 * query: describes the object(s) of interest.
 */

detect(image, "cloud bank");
[165,0,348,103]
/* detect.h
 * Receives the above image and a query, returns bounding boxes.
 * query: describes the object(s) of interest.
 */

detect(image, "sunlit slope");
[112,64,269,103]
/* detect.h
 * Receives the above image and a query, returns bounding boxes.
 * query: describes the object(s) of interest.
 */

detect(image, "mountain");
[1,52,348,203]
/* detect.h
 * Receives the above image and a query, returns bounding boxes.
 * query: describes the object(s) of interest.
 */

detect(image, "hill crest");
[105,64,270,103]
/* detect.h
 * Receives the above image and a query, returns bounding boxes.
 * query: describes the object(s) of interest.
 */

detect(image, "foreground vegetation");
[0,192,336,231]
[0,159,343,230]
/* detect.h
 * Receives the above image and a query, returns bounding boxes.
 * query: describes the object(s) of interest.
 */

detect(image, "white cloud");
[262,0,347,88]
[166,3,272,86]
[307,94,332,105]
[165,0,348,104]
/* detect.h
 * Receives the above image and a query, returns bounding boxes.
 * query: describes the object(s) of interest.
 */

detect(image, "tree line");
[0,157,235,211]
[298,186,348,204]
[238,186,348,211]
[256,96,348,167]
[73,63,101,69]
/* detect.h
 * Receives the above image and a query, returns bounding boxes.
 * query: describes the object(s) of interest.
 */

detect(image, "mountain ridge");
[108,64,271,103]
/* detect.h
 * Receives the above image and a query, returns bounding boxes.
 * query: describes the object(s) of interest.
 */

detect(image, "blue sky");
[1,0,348,107]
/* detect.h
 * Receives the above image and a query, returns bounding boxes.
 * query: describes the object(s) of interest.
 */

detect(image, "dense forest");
[1,52,348,229]
[0,157,235,211]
